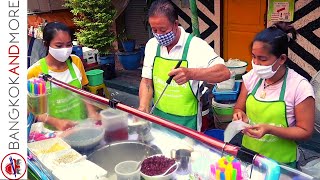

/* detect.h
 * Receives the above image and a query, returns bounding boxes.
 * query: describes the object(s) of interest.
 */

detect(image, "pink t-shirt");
[243,68,315,126]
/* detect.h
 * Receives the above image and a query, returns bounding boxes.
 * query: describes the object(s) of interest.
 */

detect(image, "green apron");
[242,68,297,164]
[152,34,198,130]
[40,58,87,129]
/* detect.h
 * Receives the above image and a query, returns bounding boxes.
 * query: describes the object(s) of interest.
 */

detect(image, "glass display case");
[27,75,316,180]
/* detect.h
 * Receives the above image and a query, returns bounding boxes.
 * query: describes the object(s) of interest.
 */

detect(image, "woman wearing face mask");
[232,22,315,168]
[28,22,98,131]
[138,0,230,131]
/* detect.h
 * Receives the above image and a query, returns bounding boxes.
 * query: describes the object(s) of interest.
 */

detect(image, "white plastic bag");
[300,158,320,178]
[224,120,250,143]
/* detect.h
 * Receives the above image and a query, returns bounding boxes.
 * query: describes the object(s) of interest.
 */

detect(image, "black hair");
[43,22,72,47]
[252,21,297,57]
[148,0,178,24]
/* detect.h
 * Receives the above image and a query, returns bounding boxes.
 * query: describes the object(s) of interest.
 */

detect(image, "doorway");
[223,0,267,70]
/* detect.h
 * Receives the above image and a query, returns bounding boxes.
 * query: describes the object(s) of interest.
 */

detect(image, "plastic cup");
[100,108,128,142]
[114,161,141,180]
[171,149,191,175]
[27,93,48,115]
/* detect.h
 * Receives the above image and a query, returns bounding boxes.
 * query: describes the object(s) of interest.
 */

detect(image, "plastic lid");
[100,108,127,121]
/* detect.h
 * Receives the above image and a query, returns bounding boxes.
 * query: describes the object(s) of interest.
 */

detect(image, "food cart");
[27,75,316,180]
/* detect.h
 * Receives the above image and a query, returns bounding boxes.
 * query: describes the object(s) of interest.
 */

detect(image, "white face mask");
[252,58,281,79]
[49,46,73,62]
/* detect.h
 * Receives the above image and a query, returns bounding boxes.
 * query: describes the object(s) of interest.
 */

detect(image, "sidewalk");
[104,57,142,96]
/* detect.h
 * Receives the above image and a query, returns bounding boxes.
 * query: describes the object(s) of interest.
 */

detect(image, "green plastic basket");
[86,69,104,86]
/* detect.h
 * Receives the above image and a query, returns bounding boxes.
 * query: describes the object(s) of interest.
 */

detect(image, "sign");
[268,0,295,22]
[0,0,27,179]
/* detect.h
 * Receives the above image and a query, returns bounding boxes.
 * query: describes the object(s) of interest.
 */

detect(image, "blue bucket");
[99,54,115,65]
[204,129,224,141]
[117,51,141,70]
[122,40,136,52]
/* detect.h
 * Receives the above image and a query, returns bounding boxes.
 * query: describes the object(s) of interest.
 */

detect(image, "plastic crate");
[212,82,241,101]
[204,129,224,141]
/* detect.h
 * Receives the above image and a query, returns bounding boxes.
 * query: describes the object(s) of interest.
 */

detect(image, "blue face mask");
[153,30,175,46]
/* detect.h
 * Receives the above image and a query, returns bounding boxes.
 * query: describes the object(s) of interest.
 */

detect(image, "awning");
[28,10,75,29]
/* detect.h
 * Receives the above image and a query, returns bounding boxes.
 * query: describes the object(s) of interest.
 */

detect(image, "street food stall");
[27,75,315,180]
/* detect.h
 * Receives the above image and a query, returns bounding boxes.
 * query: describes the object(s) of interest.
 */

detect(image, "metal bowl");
[87,140,162,179]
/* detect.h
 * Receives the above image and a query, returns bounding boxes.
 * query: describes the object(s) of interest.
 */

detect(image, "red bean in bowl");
[141,155,176,176]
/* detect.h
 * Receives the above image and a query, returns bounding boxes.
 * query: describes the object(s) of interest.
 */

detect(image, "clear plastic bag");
[300,158,320,178]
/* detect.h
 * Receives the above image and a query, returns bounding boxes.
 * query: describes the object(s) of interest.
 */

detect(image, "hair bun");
[273,21,297,41]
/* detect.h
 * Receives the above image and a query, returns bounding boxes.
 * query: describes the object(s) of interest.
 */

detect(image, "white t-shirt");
[243,68,315,126]
[142,26,225,95]
[27,55,89,88]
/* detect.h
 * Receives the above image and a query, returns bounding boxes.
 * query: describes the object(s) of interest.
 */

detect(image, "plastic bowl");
[140,154,178,180]
[225,59,248,75]
[62,126,105,151]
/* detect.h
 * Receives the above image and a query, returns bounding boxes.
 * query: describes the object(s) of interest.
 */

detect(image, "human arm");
[74,55,101,120]
[244,97,315,140]
[85,101,101,120]
[138,78,154,113]
[168,64,231,85]
[168,37,230,85]
[36,113,77,131]
[232,83,249,122]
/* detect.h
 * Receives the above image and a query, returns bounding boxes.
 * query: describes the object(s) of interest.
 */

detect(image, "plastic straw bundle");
[210,155,242,180]
[27,78,48,115]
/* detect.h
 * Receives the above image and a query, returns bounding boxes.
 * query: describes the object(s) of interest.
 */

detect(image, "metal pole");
[189,0,200,37]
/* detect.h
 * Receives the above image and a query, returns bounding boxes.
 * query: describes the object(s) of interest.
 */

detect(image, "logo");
[1,153,27,180]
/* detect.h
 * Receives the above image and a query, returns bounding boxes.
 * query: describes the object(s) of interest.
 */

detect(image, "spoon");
[157,162,179,176]
[135,155,146,170]
[135,160,143,170]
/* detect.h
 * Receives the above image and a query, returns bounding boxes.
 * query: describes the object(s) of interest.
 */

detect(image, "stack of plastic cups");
[210,155,242,180]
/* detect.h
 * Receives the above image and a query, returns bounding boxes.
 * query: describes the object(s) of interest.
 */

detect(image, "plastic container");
[122,40,136,52]
[52,160,108,180]
[216,73,235,90]
[117,51,141,70]
[27,93,48,115]
[99,54,115,65]
[28,137,71,156]
[212,82,241,101]
[114,161,141,180]
[100,108,129,143]
[204,129,224,141]
[72,45,83,60]
[86,69,104,86]
[212,99,235,129]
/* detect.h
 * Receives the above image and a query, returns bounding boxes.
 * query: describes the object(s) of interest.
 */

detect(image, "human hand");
[88,112,101,121]
[243,124,270,139]
[138,106,150,113]
[232,111,249,123]
[55,119,78,131]
[168,67,190,85]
